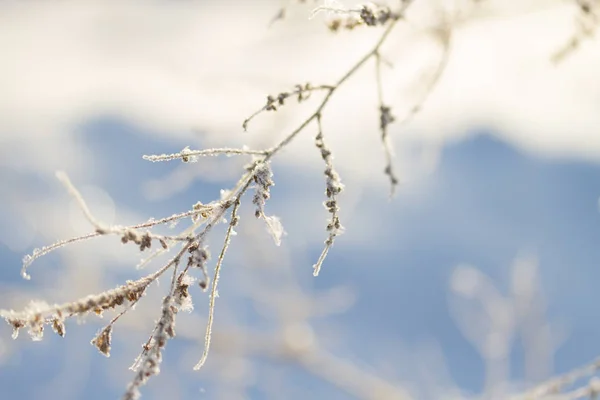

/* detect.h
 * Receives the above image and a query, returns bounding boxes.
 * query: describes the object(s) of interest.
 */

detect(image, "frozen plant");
[1,0,597,399]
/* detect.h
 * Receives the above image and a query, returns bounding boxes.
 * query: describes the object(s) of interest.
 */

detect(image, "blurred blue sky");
[2,118,600,399]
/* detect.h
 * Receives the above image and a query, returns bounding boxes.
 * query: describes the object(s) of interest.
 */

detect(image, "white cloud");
[0,0,598,184]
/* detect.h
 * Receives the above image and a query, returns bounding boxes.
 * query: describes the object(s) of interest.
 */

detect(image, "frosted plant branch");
[252,5,409,165]
[1,258,175,341]
[123,186,250,395]
[3,1,595,398]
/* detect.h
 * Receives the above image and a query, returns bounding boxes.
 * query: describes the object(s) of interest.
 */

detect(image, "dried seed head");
[192,201,213,223]
[317,2,397,32]
[252,162,275,218]
[139,233,152,251]
[379,105,396,130]
[174,273,195,313]
[188,245,210,269]
[199,280,208,290]
[180,146,196,163]
[159,238,168,250]
[91,325,112,357]
[7,318,25,339]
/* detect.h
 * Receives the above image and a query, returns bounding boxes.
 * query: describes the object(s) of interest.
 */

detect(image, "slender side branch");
[313,113,344,276]
[396,28,451,128]
[91,295,143,357]
[375,51,399,196]
[21,189,221,279]
[123,259,182,400]
[194,197,242,370]
[56,171,105,230]
[143,147,269,163]
[243,83,334,131]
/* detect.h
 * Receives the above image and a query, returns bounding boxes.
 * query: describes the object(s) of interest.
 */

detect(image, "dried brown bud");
[91,325,112,357]
[52,318,65,337]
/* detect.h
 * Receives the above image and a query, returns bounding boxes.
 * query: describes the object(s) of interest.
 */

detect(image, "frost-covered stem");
[122,262,181,400]
[2,255,179,341]
[143,147,269,162]
[243,84,335,130]
[56,171,105,230]
[21,206,217,280]
[194,198,241,371]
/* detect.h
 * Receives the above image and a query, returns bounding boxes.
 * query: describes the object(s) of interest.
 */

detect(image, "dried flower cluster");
[265,83,323,111]
[322,3,400,32]
[173,272,195,312]
[313,114,345,276]
[187,241,211,290]
[379,104,399,189]
[251,161,285,246]
[91,325,112,357]
[120,230,168,251]
[252,162,275,219]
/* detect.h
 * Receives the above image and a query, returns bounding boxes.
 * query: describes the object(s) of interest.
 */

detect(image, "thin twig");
[395,29,451,127]
[21,204,217,279]
[122,255,183,400]
[143,147,269,162]
[194,198,242,370]
[375,51,400,196]
[243,84,335,131]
